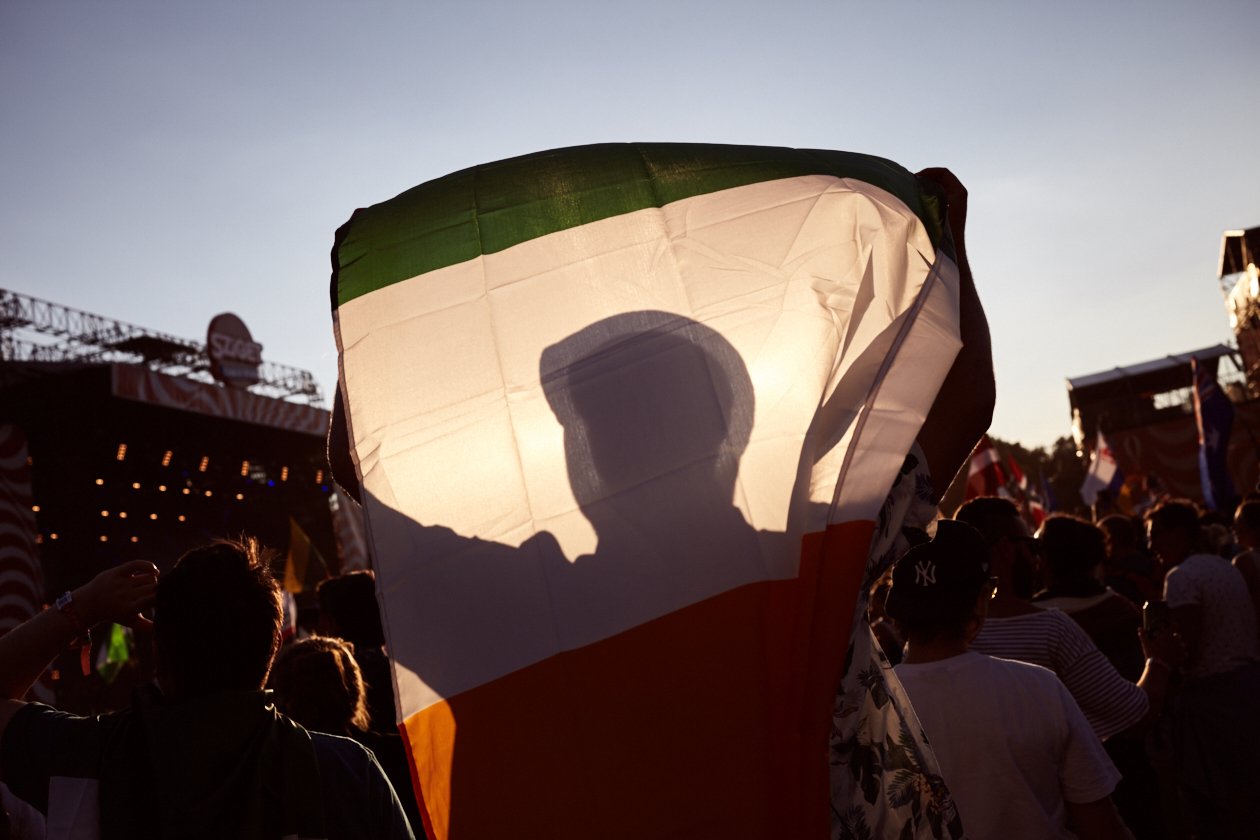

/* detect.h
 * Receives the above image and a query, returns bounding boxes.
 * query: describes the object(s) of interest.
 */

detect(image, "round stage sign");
[207,312,263,389]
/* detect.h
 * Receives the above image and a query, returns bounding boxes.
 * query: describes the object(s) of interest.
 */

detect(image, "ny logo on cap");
[915,560,937,586]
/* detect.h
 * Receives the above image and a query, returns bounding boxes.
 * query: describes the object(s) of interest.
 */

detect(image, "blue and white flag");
[1192,357,1236,510]
[1080,429,1124,507]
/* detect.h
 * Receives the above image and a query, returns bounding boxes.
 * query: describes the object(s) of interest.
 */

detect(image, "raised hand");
[74,560,160,631]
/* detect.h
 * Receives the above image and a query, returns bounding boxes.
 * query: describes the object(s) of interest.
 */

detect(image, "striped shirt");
[972,608,1148,741]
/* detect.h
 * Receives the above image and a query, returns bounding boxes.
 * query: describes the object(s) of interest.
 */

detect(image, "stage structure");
[0,289,364,707]
[1221,226,1260,395]
[1061,226,1260,504]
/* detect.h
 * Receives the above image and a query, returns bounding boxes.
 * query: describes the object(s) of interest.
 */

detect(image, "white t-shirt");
[1164,552,1260,679]
[896,651,1120,840]
[971,608,1147,740]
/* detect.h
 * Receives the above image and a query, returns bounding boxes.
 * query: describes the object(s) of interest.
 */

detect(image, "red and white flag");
[964,434,1006,500]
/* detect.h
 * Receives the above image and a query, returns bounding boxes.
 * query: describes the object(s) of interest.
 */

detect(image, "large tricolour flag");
[330,144,963,839]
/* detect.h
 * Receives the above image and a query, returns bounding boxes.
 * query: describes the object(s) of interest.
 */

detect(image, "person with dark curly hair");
[271,636,424,834]
[1034,514,1144,680]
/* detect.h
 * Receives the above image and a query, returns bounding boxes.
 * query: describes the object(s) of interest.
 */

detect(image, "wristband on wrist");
[54,590,93,676]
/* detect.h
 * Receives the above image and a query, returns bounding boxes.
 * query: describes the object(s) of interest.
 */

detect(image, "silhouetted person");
[1035,514,1144,680]
[317,571,397,736]
[1230,499,1260,639]
[886,520,1131,839]
[0,539,414,839]
[957,497,1176,742]
[1146,499,1260,839]
[1033,514,1166,839]
[271,636,424,836]
[1098,514,1160,607]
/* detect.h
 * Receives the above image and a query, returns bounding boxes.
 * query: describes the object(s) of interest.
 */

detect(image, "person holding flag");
[327,145,995,839]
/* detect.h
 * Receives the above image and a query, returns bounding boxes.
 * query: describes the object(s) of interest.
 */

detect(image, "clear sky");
[3,0,1257,449]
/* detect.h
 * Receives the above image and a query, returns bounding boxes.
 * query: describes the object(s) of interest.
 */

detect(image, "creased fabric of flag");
[330,143,964,840]
[963,434,1005,500]
[1191,356,1236,511]
[1080,430,1124,508]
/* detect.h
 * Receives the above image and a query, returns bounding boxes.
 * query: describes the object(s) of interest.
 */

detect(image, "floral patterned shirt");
[829,446,965,840]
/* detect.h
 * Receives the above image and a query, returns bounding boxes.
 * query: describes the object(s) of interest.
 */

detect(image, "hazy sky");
[3,0,1257,449]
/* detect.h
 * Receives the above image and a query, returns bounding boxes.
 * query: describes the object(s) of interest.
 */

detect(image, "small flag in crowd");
[1039,473,1057,514]
[283,517,328,594]
[965,435,1007,500]
[1191,356,1236,511]
[1080,429,1124,507]
[95,622,134,684]
[280,590,299,644]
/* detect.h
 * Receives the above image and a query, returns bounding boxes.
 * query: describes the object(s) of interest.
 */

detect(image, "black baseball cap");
[885,519,991,623]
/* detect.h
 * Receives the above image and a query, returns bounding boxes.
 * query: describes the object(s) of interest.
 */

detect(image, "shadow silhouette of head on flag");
[347,310,786,713]
[540,310,756,535]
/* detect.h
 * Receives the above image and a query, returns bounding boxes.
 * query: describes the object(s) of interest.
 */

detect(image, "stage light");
[178,515,186,522]
[162,450,173,467]
[235,493,244,501]
[315,469,324,484]
[131,536,139,543]
[35,534,43,544]
[150,513,158,520]
[241,460,250,477]
[204,490,213,497]
[100,510,109,517]
[281,466,289,481]
[99,535,108,543]
[31,505,40,512]
[119,512,127,519]
[132,482,140,490]
[158,485,167,492]
[116,443,127,461]
[199,456,209,472]
[182,488,191,495]
[95,478,104,485]
[50,533,58,541]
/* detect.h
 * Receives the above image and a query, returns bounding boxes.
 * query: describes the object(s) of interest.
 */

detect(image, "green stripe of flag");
[332,143,947,307]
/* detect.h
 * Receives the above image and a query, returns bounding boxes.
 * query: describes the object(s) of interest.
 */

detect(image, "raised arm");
[0,561,157,749]
[913,168,995,500]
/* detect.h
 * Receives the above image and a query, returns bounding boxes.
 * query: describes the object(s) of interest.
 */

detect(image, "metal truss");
[0,288,324,406]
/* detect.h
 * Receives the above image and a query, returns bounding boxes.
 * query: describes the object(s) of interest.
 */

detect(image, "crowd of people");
[875,493,1260,839]
[0,542,422,840]
[0,162,1254,837]
[2,490,1258,839]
